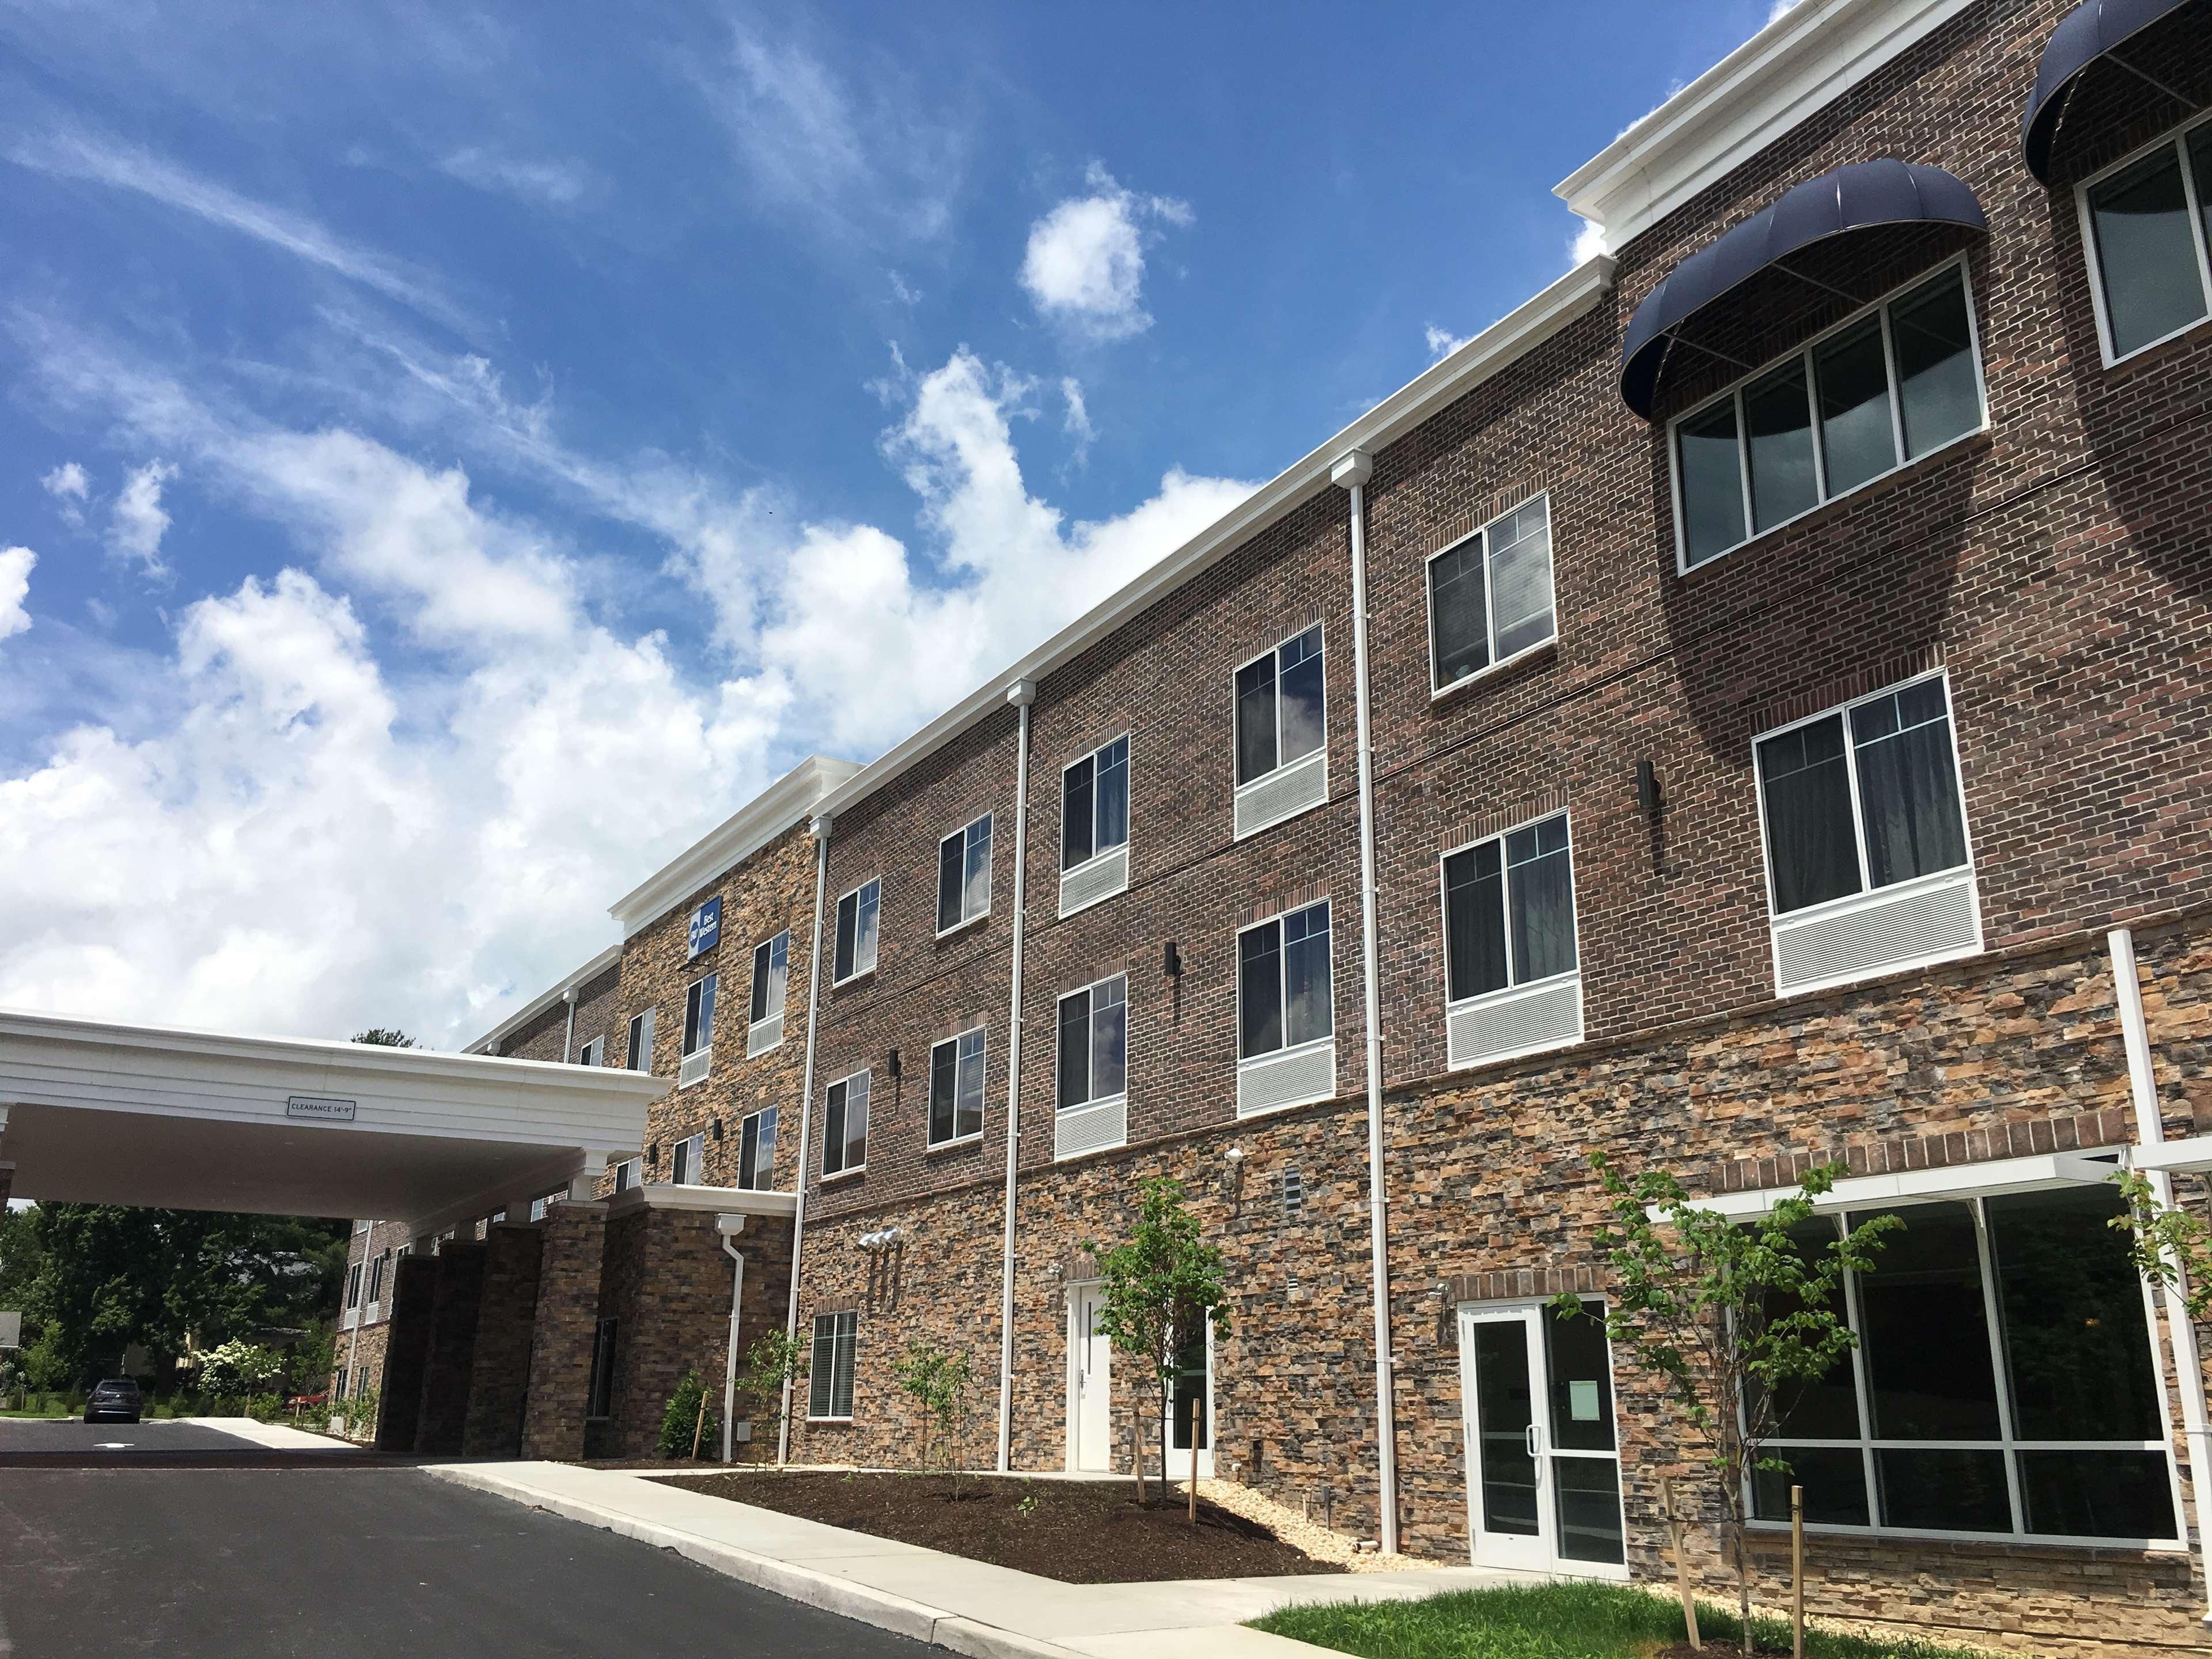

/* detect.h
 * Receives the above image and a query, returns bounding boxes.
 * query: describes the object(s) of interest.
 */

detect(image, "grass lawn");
[1249,1581,1995,1659]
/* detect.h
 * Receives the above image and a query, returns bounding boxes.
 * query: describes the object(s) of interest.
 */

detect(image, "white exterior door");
[1457,1300,1626,1574]
[1069,1283,1112,1472]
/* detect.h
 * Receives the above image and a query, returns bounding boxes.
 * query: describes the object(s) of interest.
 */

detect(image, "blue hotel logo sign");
[688,896,722,960]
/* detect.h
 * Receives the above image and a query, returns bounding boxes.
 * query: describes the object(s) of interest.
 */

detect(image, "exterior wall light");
[1163,941,1182,978]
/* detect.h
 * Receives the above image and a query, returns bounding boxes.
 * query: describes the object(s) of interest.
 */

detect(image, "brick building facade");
[340,3,2212,1650]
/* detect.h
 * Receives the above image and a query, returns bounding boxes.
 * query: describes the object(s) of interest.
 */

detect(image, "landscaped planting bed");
[1251,1582,1999,1659]
[656,1469,1342,1583]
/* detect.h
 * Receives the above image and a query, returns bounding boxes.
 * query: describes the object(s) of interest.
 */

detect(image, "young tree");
[1557,1156,1895,1656]
[892,1338,974,1478]
[658,1369,718,1459]
[740,1330,809,1461]
[2113,1170,2212,1317]
[196,1339,283,1397]
[1083,1176,1231,1521]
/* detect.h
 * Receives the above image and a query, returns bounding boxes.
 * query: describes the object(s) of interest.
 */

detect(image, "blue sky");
[0,0,1787,1044]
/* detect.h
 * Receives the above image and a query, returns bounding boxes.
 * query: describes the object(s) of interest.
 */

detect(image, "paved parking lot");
[0,1416,279,1453]
[0,1456,931,1657]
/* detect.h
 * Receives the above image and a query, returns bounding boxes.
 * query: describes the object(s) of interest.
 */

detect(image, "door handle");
[1525,1423,1540,1459]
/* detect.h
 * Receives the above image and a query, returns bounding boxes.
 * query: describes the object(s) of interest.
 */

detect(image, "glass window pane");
[1095,737,1129,851]
[1855,1202,2003,1440]
[1488,498,1555,661]
[1678,399,1747,566]
[1813,315,1897,494]
[768,933,787,1012]
[834,892,857,980]
[929,1040,956,1143]
[1762,1218,1862,1440]
[1238,923,1283,1058]
[2197,126,2212,268]
[855,881,879,975]
[1471,1320,1540,1538]
[956,1030,985,1138]
[1553,1457,1625,1565]
[844,1073,869,1169]
[823,1082,846,1175]
[1753,1448,1872,1526]
[938,832,964,931]
[1278,627,1325,766]
[1283,903,1333,1047]
[1444,842,1508,1001]
[756,1106,776,1186]
[1235,655,1277,783]
[1062,756,1094,868]
[1850,688,1968,890]
[1057,991,1091,1109]
[810,1318,834,1418]
[1758,715,1861,914]
[1170,1328,1208,1452]
[1745,359,1819,533]
[964,816,992,919]
[1891,269,1980,459]
[1544,1301,1616,1453]
[1986,1187,2162,1441]
[740,1112,760,1188]
[1429,536,1490,688]
[1506,817,1577,983]
[1092,980,1127,1100]
[2018,1450,2176,1541]
[2090,142,2210,357]
[751,940,771,1021]
[1874,1448,2011,1532]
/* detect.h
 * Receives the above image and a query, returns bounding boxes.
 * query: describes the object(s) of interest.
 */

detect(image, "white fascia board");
[461,942,623,1056]
[1664,1147,2127,1221]
[1554,0,1980,253]
[607,755,859,940]
[815,257,1616,823]
[606,1182,798,1218]
[2128,1137,2212,1175]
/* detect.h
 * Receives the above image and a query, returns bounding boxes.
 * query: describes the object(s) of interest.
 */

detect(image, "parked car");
[84,1378,142,1424]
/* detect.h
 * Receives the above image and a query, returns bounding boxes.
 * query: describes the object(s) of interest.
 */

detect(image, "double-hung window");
[680,974,717,1087]
[626,1007,654,1072]
[748,931,789,1056]
[1440,811,1583,1067]
[808,1310,857,1421]
[575,1036,600,1067]
[927,1027,986,1146]
[2080,113,2212,362]
[1054,974,1128,1158]
[1060,736,1131,915]
[344,1262,362,1311]
[612,1157,639,1193]
[1673,261,1986,570]
[1756,673,1978,994]
[737,1106,778,1190]
[1234,901,1335,1116]
[1759,1184,2177,1546]
[670,1132,705,1187]
[1429,494,1556,694]
[1232,625,1327,836]
[937,814,993,934]
[823,1071,869,1176]
[833,878,880,983]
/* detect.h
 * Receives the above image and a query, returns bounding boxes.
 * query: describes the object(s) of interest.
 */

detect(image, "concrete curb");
[425,1463,1082,1659]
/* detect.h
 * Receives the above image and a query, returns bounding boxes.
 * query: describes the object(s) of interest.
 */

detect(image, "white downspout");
[2112,926,2212,1620]
[779,816,834,1464]
[1330,448,1399,1556]
[998,679,1037,1474]
[718,1215,748,1464]
[560,986,578,1064]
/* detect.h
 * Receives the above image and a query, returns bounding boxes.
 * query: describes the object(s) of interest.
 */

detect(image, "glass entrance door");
[1457,1299,1626,1572]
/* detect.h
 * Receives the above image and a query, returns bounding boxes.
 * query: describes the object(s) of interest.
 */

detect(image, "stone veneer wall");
[412,1241,487,1457]
[462,1223,543,1456]
[521,1203,607,1460]
[373,1253,437,1453]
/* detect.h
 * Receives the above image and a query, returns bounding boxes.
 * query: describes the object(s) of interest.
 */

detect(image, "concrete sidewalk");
[427,1461,1521,1658]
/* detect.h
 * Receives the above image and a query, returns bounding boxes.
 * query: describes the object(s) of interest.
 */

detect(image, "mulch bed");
[655,1469,1344,1584]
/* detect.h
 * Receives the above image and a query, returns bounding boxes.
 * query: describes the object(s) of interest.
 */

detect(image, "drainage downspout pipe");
[2111,926,2212,1620]
[718,1215,748,1464]
[560,985,578,1065]
[1331,448,1399,1557]
[998,679,1037,1475]
[779,816,834,1464]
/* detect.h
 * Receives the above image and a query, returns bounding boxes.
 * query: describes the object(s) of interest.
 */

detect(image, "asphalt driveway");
[0,1416,277,1453]
[0,1461,933,1657]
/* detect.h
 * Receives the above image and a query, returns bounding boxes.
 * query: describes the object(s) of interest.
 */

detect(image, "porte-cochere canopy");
[1619,159,1988,419]
[2022,0,2203,184]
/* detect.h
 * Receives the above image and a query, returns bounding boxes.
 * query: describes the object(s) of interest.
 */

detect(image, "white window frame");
[926,1025,987,1149]
[737,1105,779,1191]
[808,1309,858,1422]
[1055,975,1130,1114]
[748,931,789,1058]
[1666,253,1990,575]
[345,1262,362,1309]
[1230,624,1329,838]
[935,812,994,938]
[1060,733,1132,881]
[670,1132,706,1187]
[1426,492,1558,699]
[1751,668,1981,993]
[611,1157,639,1193]
[679,973,716,1089]
[832,877,881,986]
[626,1007,655,1073]
[575,1036,601,1067]
[1437,809,1584,1066]
[2074,109,2212,368]
[1235,900,1335,1065]
[823,1069,869,1179]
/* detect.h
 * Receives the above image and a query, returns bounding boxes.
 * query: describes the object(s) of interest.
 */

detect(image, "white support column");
[998,678,1036,1474]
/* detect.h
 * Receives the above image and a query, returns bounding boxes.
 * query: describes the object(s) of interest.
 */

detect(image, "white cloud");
[40,460,88,527]
[888,271,922,306]
[1060,377,1094,460]
[1766,0,1806,22]
[1570,218,1609,265]
[1424,324,1474,362]
[438,146,593,207]
[9,127,476,334]
[107,459,179,578]
[1020,164,1192,341]
[0,546,34,642]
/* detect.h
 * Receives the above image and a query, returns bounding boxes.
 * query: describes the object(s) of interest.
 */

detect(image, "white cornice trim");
[815,256,1615,823]
[1555,0,1982,254]
[607,1182,798,1218]
[463,943,622,1056]
[608,755,859,939]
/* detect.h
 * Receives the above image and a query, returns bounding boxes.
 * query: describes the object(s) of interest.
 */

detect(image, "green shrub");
[657,1370,717,1459]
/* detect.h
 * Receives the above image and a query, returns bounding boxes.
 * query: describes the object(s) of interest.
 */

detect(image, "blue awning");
[2022,0,2202,183]
[1619,159,1988,420]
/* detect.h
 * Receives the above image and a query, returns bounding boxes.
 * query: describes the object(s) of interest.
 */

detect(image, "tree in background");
[1558,1156,1895,1658]
[195,1339,283,1397]
[658,1369,718,1459]
[351,1028,416,1048]
[1084,1176,1231,1520]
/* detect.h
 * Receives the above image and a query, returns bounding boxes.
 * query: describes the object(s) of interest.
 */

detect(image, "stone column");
[462,1224,545,1457]
[0,1162,14,1209]
[520,1201,608,1461]
[374,1252,438,1453]
[411,1241,488,1456]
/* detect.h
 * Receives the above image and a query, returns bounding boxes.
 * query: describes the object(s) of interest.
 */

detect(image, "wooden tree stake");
[691,1389,709,1460]
[1662,1476,1702,1652]
[1790,1484,1805,1659]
